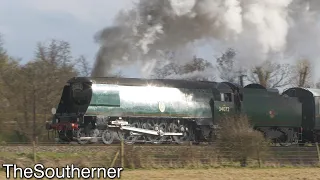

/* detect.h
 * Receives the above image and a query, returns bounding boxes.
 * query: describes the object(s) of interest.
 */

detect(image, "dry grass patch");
[1,168,320,180]
[121,168,320,180]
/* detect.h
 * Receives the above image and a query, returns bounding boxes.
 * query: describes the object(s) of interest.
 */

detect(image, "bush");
[215,114,270,167]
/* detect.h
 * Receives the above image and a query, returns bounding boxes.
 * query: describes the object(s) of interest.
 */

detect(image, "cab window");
[220,93,232,102]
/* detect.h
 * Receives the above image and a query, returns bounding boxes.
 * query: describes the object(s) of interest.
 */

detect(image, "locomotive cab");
[215,82,237,115]
[219,82,243,112]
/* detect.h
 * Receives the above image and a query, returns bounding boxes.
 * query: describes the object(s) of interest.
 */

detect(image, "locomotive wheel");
[77,128,90,144]
[279,135,296,146]
[101,128,114,144]
[141,121,166,144]
[169,121,192,144]
[278,130,294,147]
[77,128,99,144]
[58,130,73,143]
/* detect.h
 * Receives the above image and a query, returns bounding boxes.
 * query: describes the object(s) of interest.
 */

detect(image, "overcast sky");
[0,0,219,77]
[0,0,136,69]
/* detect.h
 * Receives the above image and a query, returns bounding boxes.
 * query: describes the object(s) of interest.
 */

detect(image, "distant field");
[1,168,320,180]
[120,168,320,180]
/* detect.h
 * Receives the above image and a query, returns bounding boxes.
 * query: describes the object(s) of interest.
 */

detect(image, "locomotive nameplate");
[219,105,230,112]
[158,101,166,112]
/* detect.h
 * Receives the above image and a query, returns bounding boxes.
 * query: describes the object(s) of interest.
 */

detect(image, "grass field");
[1,144,320,179]
[1,168,320,180]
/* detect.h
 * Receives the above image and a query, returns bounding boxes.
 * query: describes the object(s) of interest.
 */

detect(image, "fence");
[0,141,320,169]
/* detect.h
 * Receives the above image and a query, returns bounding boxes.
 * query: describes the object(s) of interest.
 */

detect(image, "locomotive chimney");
[239,74,246,87]
[237,68,246,87]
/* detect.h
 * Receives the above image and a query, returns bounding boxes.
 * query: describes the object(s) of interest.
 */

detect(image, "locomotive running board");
[120,126,183,136]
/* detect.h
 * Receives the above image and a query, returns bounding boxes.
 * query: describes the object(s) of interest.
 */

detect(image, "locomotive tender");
[45,77,320,145]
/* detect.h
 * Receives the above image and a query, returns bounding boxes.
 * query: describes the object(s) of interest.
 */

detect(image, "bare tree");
[246,60,292,88]
[0,35,23,137]
[0,34,5,55]
[152,62,181,79]
[152,56,215,81]
[291,59,312,88]
[0,39,79,142]
[36,39,73,66]
[216,48,239,83]
[0,37,82,142]
[32,39,77,141]
[76,55,92,76]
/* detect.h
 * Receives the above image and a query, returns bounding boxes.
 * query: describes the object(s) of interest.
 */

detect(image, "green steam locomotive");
[45,77,320,145]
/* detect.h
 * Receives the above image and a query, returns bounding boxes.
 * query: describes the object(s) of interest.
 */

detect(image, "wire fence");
[0,141,320,169]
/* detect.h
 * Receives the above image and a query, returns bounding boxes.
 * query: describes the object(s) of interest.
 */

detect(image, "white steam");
[91,0,320,79]
[164,67,216,81]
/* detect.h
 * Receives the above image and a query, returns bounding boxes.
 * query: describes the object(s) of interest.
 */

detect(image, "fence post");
[110,150,120,167]
[256,149,261,167]
[256,142,261,168]
[33,140,36,164]
[316,142,320,164]
[121,139,124,168]
[188,141,194,166]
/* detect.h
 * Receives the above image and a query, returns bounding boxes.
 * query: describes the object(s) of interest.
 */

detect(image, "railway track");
[0,142,209,147]
[0,142,318,147]
[0,143,189,147]
[0,142,210,154]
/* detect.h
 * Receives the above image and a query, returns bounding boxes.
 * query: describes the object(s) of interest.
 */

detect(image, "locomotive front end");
[45,107,79,131]
[45,77,93,142]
